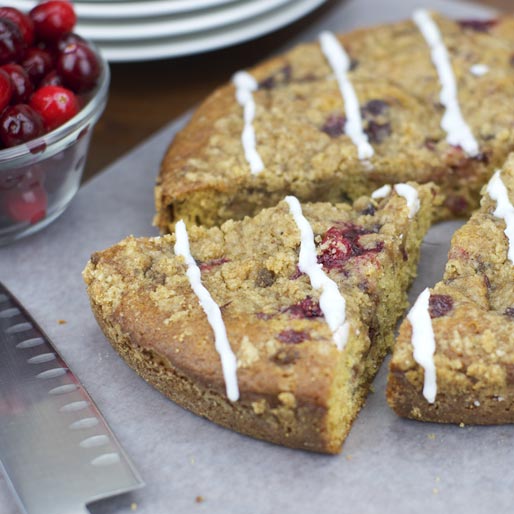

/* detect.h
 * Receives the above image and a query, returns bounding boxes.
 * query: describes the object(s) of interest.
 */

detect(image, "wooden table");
[83,0,511,182]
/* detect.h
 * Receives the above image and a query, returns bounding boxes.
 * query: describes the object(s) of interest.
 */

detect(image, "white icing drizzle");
[371,184,392,199]
[393,184,420,218]
[469,63,489,76]
[371,183,419,218]
[412,9,479,157]
[408,288,437,403]
[285,196,349,350]
[319,31,374,160]
[486,170,514,264]
[232,71,264,175]
[174,220,239,401]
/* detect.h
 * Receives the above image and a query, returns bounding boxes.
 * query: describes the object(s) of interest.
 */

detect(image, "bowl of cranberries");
[0,1,109,244]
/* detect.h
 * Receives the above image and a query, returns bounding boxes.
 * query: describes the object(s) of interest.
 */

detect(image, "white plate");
[97,0,327,61]
[16,0,240,16]
[75,0,295,40]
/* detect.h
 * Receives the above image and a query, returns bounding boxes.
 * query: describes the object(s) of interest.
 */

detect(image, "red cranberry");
[198,257,230,271]
[0,104,44,147]
[1,64,32,103]
[0,18,25,65]
[321,114,345,138]
[57,41,100,92]
[40,70,62,87]
[0,68,12,111]
[362,99,389,117]
[286,297,323,318]
[30,1,76,42]
[277,330,309,344]
[30,85,78,131]
[0,7,34,46]
[317,224,383,270]
[365,120,391,144]
[428,294,454,318]
[458,18,498,32]
[21,47,54,85]
[56,32,86,53]
[3,182,47,224]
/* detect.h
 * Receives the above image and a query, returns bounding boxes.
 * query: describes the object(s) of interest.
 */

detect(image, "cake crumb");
[57,319,67,325]
[459,422,465,428]
[195,496,204,503]
[427,433,436,440]
[435,476,440,483]
[345,454,353,461]
[369,385,375,393]
[190,457,195,465]
[251,399,267,415]
[130,503,138,511]
[432,488,439,495]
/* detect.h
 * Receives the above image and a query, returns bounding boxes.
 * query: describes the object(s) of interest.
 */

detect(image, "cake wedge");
[84,183,436,453]
[387,154,514,424]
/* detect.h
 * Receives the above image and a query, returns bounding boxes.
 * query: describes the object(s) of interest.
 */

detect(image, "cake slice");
[387,154,514,424]
[155,12,514,231]
[84,184,436,453]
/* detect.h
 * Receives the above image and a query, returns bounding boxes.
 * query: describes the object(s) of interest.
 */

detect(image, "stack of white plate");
[18,0,328,61]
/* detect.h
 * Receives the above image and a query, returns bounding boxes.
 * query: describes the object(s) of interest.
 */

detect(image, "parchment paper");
[1,1,508,513]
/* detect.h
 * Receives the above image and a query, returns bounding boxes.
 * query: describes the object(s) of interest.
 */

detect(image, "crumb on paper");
[195,496,204,504]
[432,488,439,495]
[459,422,465,428]
[57,319,67,325]
[130,503,138,511]
[435,476,440,483]
[190,457,195,465]
[345,454,353,461]
[427,433,436,440]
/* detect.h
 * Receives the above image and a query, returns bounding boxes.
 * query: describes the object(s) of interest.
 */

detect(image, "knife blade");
[0,281,144,514]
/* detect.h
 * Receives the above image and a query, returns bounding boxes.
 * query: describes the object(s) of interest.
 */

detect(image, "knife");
[0,281,144,514]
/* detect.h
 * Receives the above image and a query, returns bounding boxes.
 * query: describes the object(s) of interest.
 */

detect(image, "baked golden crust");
[156,13,514,231]
[387,153,514,424]
[85,185,436,453]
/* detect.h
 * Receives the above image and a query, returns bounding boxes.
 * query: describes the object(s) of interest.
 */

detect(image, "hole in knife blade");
[0,307,20,318]
[60,401,88,413]
[91,453,120,467]
[16,337,44,349]
[69,417,99,430]
[27,353,56,364]
[80,435,110,449]
[6,322,32,334]
[36,368,67,379]
[48,384,78,395]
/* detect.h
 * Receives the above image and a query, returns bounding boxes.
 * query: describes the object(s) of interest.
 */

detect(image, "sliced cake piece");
[84,183,436,453]
[387,154,514,424]
[155,12,514,230]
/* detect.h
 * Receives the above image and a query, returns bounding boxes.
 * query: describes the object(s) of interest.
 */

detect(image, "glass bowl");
[0,43,110,246]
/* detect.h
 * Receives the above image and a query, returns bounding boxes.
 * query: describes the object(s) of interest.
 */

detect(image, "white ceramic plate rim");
[16,0,242,17]
[75,0,295,40]
[96,0,327,61]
